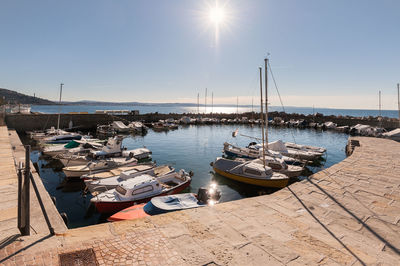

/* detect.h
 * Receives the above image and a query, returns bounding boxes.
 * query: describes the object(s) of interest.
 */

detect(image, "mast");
[264,57,269,147]
[211,92,214,118]
[237,96,239,118]
[251,97,254,120]
[398,83,400,127]
[197,92,199,114]
[57,83,63,130]
[259,67,266,168]
[379,90,382,128]
[205,88,207,114]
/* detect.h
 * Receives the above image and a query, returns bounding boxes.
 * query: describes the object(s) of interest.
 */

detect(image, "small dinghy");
[107,185,221,222]
[85,165,175,194]
[91,170,192,214]
[62,157,138,179]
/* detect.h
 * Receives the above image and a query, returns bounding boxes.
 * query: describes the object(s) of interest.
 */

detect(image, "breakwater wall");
[5,111,399,132]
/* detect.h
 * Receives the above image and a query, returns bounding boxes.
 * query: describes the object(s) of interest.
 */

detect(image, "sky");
[0,0,399,109]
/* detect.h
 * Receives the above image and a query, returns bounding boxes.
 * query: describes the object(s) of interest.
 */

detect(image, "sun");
[209,6,226,25]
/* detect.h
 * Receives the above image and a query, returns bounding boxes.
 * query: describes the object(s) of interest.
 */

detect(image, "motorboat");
[96,124,116,136]
[265,140,324,161]
[90,170,192,214]
[152,121,169,131]
[235,157,304,178]
[107,185,221,222]
[40,133,84,145]
[128,121,148,134]
[112,121,130,133]
[62,157,138,179]
[56,136,124,166]
[81,164,155,181]
[42,139,104,157]
[284,142,327,154]
[85,165,175,194]
[28,127,70,141]
[212,157,289,188]
[57,136,151,166]
[382,128,400,141]
[223,142,304,166]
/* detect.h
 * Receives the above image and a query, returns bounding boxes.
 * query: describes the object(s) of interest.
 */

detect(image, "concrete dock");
[0,129,399,265]
[0,127,67,240]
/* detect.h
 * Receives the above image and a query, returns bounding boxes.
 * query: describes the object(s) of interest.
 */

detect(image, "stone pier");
[0,134,399,265]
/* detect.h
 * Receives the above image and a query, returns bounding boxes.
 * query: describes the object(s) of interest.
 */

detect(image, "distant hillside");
[0,88,55,105]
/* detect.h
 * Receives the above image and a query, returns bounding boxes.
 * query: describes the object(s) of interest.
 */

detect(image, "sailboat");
[223,58,326,162]
[212,65,290,188]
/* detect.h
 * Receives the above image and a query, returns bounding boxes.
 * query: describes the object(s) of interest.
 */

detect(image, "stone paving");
[0,135,399,265]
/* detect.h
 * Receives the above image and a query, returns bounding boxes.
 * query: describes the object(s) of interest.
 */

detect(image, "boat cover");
[64,140,80,148]
[268,140,288,152]
[151,193,204,211]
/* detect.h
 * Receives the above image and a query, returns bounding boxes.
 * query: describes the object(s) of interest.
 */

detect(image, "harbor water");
[31,124,348,228]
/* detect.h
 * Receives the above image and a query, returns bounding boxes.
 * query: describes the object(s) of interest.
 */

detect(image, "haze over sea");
[32,104,399,119]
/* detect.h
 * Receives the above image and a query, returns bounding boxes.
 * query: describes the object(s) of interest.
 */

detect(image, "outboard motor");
[197,186,222,204]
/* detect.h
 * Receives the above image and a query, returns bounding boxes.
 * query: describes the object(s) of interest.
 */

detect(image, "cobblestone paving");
[1,228,185,265]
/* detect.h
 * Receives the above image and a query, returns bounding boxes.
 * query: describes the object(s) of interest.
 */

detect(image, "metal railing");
[17,145,55,236]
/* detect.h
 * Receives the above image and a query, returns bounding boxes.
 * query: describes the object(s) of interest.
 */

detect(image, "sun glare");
[209,6,226,25]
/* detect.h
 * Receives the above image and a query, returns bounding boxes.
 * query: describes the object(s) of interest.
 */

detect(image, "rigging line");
[267,60,297,144]
[248,68,260,103]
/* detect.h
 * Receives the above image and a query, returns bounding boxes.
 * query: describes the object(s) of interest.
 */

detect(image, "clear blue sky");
[0,0,399,109]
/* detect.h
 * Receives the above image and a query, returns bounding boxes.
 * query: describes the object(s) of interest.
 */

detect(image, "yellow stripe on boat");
[213,167,288,188]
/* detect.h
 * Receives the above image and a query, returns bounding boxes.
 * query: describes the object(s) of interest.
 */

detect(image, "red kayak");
[107,204,148,221]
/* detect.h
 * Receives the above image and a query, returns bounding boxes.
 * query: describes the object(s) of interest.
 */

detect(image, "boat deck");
[1,134,400,265]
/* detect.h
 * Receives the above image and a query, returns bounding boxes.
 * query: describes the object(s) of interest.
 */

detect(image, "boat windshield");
[143,201,167,216]
[116,186,127,196]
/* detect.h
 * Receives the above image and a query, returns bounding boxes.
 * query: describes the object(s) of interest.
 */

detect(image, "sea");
[30,124,349,228]
[31,104,399,118]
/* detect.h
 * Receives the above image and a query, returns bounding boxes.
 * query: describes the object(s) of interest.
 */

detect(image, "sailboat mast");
[379,90,382,128]
[57,83,63,130]
[397,83,400,127]
[259,67,266,168]
[197,92,199,114]
[264,57,269,147]
[212,92,214,118]
[237,96,239,117]
[252,97,254,120]
[205,88,207,114]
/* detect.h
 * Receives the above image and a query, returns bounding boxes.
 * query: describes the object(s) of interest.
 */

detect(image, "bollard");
[20,145,31,236]
[17,162,23,231]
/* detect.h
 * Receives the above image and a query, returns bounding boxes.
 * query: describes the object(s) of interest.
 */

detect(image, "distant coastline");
[31,104,399,119]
